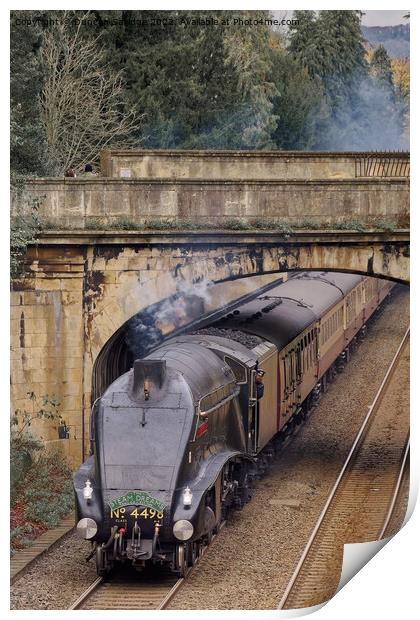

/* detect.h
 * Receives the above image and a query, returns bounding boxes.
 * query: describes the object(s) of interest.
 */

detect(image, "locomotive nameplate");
[109,491,165,513]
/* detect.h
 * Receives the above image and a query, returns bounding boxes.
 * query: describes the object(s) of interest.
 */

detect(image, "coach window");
[289,354,294,389]
[298,342,303,378]
[288,355,292,391]
[283,358,288,397]
[307,335,311,367]
[312,333,316,363]
[291,353,295,387]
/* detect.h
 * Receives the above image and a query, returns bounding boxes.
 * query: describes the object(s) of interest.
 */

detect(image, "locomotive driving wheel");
[95,544,109,576]
[188,541,200,566]
[176,543,188,577]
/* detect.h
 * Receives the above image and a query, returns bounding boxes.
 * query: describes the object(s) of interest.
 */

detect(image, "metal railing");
[355,153,410,178]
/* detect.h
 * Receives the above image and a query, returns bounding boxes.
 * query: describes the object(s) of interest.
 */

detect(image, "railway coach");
[74,272,393,576]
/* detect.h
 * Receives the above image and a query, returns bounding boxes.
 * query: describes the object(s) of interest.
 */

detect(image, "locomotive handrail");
[199,387,240,418]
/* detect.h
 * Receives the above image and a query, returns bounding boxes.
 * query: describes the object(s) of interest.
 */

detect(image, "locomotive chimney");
[132,359,167,400]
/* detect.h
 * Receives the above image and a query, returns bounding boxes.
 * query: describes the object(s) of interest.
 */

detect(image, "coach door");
[281,348,296,424]
[255,349,278,450]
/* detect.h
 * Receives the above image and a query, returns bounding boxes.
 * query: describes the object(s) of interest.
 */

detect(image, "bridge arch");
[12,232,409,466]
[84,232,408,371]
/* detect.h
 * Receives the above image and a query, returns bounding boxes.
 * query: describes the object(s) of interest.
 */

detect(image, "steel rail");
[379,436,410,540]
[68,576,104,610]
[156,577,186,610]
[278,327,409,610]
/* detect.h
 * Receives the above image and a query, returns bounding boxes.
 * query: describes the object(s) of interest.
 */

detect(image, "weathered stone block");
[61,278,83,291]
[62,381,82,396]
[34,278,62,291]
[62,357,84,369]
[62,367,83,383]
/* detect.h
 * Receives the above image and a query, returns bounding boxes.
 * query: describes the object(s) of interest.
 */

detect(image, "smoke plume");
[313,76,409,151]
[125,278,213,358]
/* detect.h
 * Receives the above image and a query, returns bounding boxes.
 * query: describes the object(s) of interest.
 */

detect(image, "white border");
[3,3,416,620]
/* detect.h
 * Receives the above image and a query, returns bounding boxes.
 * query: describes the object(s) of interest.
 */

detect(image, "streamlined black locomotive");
[74,272,393,575]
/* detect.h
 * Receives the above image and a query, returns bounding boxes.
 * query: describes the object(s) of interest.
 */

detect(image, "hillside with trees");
[10,10,410,179]
[362,24,409,59]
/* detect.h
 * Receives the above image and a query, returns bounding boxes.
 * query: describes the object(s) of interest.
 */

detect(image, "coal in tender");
[192,327,263,349]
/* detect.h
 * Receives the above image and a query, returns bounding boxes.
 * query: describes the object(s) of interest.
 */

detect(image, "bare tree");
[40,12,143,173]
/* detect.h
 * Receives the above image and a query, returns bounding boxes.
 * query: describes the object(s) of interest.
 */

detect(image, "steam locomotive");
[74,271,393,576]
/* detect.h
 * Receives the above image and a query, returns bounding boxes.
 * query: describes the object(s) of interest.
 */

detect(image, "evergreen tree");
[270,48,325,149]
[370,45,394,89]
[288,11,323,80]
[289,12,367,102]
[9,9,409,162]
[288,10,372,149]
[186,11,277,149]
[92,10,277,149]
[10,11,50,177]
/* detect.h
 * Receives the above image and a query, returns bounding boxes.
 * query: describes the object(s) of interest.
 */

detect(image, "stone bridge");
[15,150,409,229]
[11,150,410,466]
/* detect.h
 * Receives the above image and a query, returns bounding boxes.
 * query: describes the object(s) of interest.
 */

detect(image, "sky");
[278,10,408,27]
[361,10,408,26]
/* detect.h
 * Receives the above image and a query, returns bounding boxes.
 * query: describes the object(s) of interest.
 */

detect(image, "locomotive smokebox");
[132,359,167,400]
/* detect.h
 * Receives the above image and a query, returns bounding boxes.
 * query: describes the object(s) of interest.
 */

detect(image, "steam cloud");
[125,278,214,358]
[313,77,409,151]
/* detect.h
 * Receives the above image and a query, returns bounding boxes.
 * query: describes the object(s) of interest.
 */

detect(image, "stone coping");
[20,177,410,186]
[35,230,410,245]
[100,148,410,159]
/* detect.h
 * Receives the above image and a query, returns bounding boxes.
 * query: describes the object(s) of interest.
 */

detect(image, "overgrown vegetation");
[38,216,404,233]
[10,393,74,553]
[10,179,43,279]
[334,219,366,232]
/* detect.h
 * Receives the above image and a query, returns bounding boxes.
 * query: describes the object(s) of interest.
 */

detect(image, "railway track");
[278,328,410,610]
[68,522,220,609]
[379,438,410,540]
[68,571,183,610]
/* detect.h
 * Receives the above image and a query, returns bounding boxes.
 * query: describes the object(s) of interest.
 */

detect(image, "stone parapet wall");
[13,177,409,229]
[100,149,410,180]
